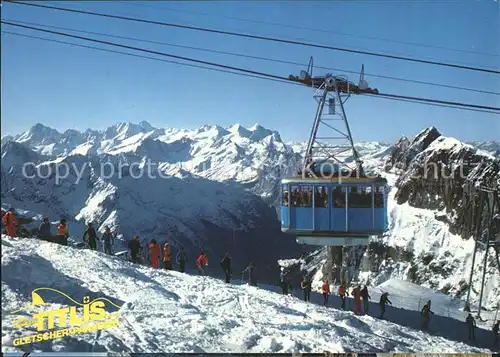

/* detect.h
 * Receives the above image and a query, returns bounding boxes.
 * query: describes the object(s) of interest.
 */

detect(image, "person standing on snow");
[379,292,392,319]
[466,313,477,341]
[128,235,141,264]
[321,280,330,305]
[279,267,288,295]
[351,285,362,315]
[220,253,232,283]
[2,208,18,237]
[163,242,172,270]
[101,226,114,255]
[421,300,434,330]
[82,222,98,250]
[360,285,371,313]
[38,217,52,242]
[176,246,187,273]
[338,282,347,310]
[56,219,69,246]
[196,251,209,274]
[242,261,256,286]
[148,239,161,269]
[301,276,312,302]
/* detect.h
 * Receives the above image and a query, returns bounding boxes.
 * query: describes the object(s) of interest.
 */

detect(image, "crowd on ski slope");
[1,208,499,350]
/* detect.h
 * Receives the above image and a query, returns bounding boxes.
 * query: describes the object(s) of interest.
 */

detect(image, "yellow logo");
[10,287,122,346]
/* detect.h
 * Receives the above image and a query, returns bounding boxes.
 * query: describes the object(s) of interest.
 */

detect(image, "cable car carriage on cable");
[281,60,389,246]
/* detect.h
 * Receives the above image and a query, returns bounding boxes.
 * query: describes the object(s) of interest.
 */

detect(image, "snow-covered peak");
[228,123,252,138]
[247,123,282,142]
[15,123,62,145]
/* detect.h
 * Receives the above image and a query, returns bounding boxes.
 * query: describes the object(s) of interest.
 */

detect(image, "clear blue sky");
[1,0,499,143]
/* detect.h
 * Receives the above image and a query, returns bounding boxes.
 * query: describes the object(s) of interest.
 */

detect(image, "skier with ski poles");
[421,300,434,330]
[242,261,256,286]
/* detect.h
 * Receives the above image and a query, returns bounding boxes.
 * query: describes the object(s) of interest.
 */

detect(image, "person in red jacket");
[351,285,362,315]
[2,208,18,237]
[196,251,208,274]
[148,239,161,269]
[321,280,330,306]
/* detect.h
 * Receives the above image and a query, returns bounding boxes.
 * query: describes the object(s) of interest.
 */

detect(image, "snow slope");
[1,236,495,353]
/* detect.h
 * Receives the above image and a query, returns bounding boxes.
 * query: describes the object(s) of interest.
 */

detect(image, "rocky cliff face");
[316,127,500,309]
[393,129,500,239]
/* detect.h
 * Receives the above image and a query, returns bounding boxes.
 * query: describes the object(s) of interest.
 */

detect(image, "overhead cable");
[6,18,499,96]
[5,0,500,75]
[2,22,499,114]
[121,1,500,58]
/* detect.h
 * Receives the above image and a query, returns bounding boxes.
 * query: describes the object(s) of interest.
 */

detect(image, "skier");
[2,208,18,237]
[321,280,330,306]
[279,267,288,295]
[38,217,52,242]
[242,261,256,286]
[338,282,347,310]
[464,302,471,312]
[148,239,161,269]
[101,226,114,255]
[196,251,209,274]
[300,276,312,302]
[420,300,434,330]
[82,222,98,250]
[493,320,499,349]
[351,285,362,315]
[220,253,232,283]
[128,235,141,264]
[379,292,392,319]
[466,313,476,341]
[360,285,371,314]
[56,219,69,246]
[163,242,172,270]
[176,246,187,273]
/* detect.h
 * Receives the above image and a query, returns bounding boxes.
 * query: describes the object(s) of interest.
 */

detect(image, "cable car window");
[374,185,384,208]
[281,185,289,207]
[314,186,328,207]
[332,186,346,208]
[348,186,371,208]
[291,185,312,207]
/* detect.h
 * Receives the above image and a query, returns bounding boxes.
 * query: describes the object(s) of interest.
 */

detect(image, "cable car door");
[331,186,347,232]
[313,185,330,231]
[290,184,313,231]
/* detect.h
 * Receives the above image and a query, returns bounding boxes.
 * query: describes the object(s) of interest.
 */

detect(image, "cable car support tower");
[290,57,378,178]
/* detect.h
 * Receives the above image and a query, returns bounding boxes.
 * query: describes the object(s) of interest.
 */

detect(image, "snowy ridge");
[1,236,494,353]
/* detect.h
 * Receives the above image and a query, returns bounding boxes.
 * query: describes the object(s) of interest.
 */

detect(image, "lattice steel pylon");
[301,75,364,178]
[464,165,500,319]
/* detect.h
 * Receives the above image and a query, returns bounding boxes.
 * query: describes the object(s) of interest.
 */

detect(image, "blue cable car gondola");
[280,172,389,246]
[280,66,389,246]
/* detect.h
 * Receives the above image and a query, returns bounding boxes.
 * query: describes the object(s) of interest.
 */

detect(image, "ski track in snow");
[1,237,495,353]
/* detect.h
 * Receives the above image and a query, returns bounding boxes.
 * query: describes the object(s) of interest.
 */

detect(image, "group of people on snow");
[128,237,258,287]
[2,208,499,350]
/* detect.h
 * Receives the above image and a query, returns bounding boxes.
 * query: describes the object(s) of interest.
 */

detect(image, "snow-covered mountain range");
[1,121,499,310]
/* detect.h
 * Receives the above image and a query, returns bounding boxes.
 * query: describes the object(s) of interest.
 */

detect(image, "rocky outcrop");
[395,135,500,238]
[319,128,499,309]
